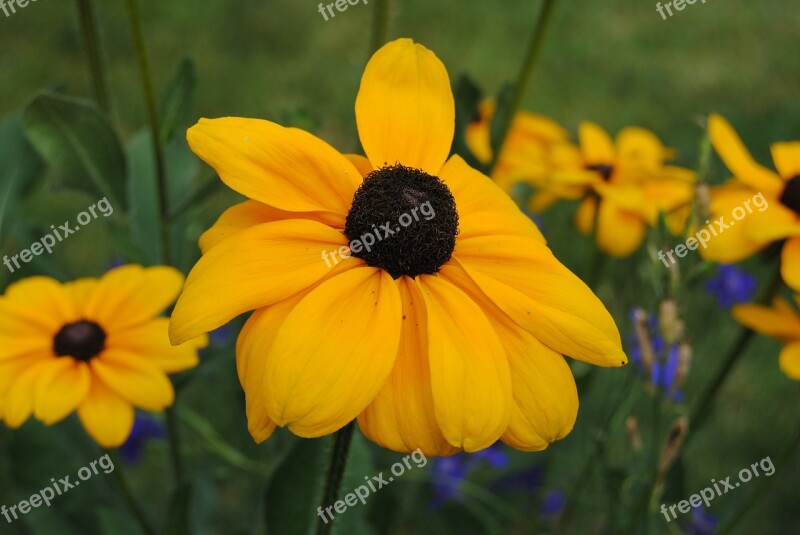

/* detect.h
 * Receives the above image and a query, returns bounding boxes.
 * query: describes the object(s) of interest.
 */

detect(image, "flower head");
[0,266,207,447]
[700,114,800,292]
[170,38,626,455]
[704,264,757,308]
[733,296,800,380]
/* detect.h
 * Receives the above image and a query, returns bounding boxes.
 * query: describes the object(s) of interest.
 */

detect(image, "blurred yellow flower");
[733,296,800,380]
[170,38,627,456]
[0,266,207,448]
[700,114,800,291]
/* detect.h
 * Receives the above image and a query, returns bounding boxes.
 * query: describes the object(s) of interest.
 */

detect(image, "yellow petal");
[708,114,783,196]
[265,268,402,437]
[188,118,361,222]
[771,142,800,179]
[454,237,626,367]
[743,203,800,243]
[358,277,459,456]
[2,277,77,333]
[84,265,184,332]
[344,154,373,177]
[416,274,512,452]
[0,352,50,395]
[733,300,800,342]
[77,378,135,448]
[91,351,175,411]
[107,319,205,374]
[579,122,615,165]
[778,342,800,380]
[440,155,545,243]
[440,263,577,451]
[34,359,91,424]
[783,238,800,293]
[170,219,352,345]
[4,360,53,428]
[595,200,647,258]
[199,200,345,254]
[698,185,770,262]
[355,38,454,174]
[235,298,302,443]
[616,127,672,170]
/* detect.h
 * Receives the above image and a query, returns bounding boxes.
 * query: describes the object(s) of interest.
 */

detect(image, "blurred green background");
[0,0,798,534]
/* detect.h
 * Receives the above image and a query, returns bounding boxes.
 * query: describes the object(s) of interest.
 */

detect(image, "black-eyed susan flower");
[465,99,568,193]
[170,38,627,456]
[0,266,207,447]
[700,114,800,291]
[733,296,800,380]
[544,123,695,257]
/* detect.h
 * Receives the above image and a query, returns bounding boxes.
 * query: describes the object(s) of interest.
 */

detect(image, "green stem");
[368,0,389,55]
[107,451,157,535]
[688,265,783,432]
[124,0,170,263]
[75,0,110,113]
[316,422,356,535]
[489,0,560,175]
[166,406,185,482]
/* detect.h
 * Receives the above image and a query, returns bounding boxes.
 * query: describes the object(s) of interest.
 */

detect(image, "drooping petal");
[3,360,53,428]
[355,38,454,174]
[77,378,135,448]
[84,265,184,332]
[170,220,353,345]
[782,237,800,292]
[187,118,361,222]
[358,277,459,456]
[454,237,626,367]
[733,300,800,342]
[439,155,545,243]
[264,268,402,437]
[440,263,578,451]
[595,200,647,258]
[107,319,206,373]
[416,274,512,452]
[578,122,615,165]
[708,114,783,196]
[34,358,91,424]
[91,351,175,411]
[771,142,800,179]
[778,342,800,380]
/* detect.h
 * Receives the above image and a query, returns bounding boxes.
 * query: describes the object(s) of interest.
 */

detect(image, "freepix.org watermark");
[3,197,114,273]
[321,200,435,268]
[656,0,708,21]
[658,191,767,268]
[660,455,775,522]
[317,0,369,22]
[1,454,115,525]
[317,448,427,525]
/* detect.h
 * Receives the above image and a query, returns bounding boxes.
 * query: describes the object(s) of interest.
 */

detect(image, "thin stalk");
[166,406,185,482]
[489,0,560,175]
[316,422,356,535]
[688,265,783,432]
[369,0,389,55]
[107,450,157,535]
[124,0,170,262]
[75,0,110,113]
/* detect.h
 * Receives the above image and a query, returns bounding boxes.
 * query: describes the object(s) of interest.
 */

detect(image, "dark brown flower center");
[53,320,106,361]
[779,176,800,214]
[586,164,613,181]
[344,164,459,279]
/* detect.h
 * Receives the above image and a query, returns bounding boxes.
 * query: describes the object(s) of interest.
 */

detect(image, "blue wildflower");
[684,506,717,535]
[540,490,566,517]
[429,443,509,508]
[119,414,166,464]
[705,264,757,308]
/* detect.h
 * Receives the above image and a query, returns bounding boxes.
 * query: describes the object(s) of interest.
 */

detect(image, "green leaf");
[160,58,197,143]
[0,114,44,235]
[23,91,127,209]
[488,83,514,162]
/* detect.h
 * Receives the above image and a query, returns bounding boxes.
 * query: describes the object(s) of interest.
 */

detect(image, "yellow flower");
[733,296,800,380]
[170,38,626,456]
[0,265,207,448]
[700,114,800,291]
[550,123,695,257]
[465,99,568,193]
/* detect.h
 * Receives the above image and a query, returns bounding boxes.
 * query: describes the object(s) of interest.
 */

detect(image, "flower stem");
[489,0,560,175]
[688,265,783,432]
[75,0,110,113]
[166,406,185,482]
[124,0,170,263]
[369,0,390,55]
[107,450,157,535]
[316,422,356,535]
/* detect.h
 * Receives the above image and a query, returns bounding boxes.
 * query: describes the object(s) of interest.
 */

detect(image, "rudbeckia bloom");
[465,99,568,194]
[544,123,695,257]
[733,296,800,380]
[0,266,207,447]
[170,38,627,455]
[700,114,800,291]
